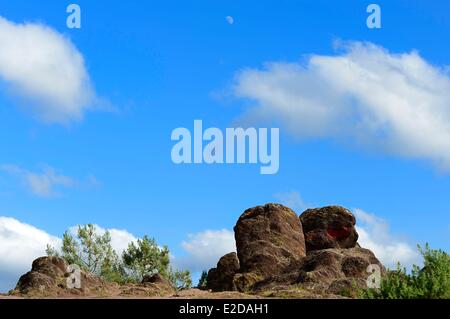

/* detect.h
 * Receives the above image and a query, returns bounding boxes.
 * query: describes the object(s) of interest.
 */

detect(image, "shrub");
[198,270,208,288]
[122,235,170,282]
[168,268,192,290]
[362,244,450,299]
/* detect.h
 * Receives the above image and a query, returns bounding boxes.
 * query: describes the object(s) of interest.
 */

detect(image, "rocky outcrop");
[11,257,175,298]
[206,252,240,292]
[13,256,113,297]
[11,203,385,299]
[298,247,385,296]
[300,206,359,252]
[234,204,306,277]
[9,256,257,299]
[16,257,69,294]
[250,246,384,295]
[206,203,385,297]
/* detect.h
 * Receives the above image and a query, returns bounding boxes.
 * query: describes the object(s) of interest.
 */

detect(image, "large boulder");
[300,206,359,252]
[15,257,69,294]
[14,256,109,296]
[233,204,306,290]
[206,252,240,292]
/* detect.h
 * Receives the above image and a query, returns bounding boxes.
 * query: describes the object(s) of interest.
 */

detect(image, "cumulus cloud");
[0,217,61,292]
[175,229,236,272]
[274,191,308,213]
[0,16,97,123]
[234,41,450,171]
[1,164,74,198]
[354,209,420,269]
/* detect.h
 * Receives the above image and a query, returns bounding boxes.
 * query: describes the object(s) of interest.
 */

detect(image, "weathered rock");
[207,252,240,292]
[300,206,358,252]
[252,247,384,297]
[12,256,174,298]
[16,272,57,293]
[298,247,385,297]
[232,272,264,293]
[234,203,306,278]
[142,273,167,285]
[14,256,110,296]
[32,256,68,277]
[15,257,68,293]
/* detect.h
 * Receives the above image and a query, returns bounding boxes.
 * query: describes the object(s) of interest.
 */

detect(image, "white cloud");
[175,229,236,272]
[234,41,450,171]
[0,16,97,123]
[354,209,420,269]
[1,164,74,198]
[0,217,61,292]
[274,191,308,213]
[108,228,138,255]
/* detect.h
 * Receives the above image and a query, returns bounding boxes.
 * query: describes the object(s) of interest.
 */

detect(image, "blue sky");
[1,0,450,292]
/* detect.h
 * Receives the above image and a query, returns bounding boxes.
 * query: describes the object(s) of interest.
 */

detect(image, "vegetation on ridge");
[46,224,192,290]
[362,244,450,299]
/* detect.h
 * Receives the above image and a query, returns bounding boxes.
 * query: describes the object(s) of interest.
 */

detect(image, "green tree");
[46,224,125,283]
[169,268,192,290]
[362,244,450,299]
[122,235,170,282]
[414,244,450,298]
[47,225,193,287]
[198,270,208,288]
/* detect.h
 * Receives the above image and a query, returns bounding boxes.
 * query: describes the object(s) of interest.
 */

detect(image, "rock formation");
[234,204,306,274]
[11,256,174,298]
[206,203,385,297]
[206,252,240,291]
[307,247,382,295]
[13,256,112,297]
[300,206,359,252]
[15,257,69,294]
[10,203,385,299]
